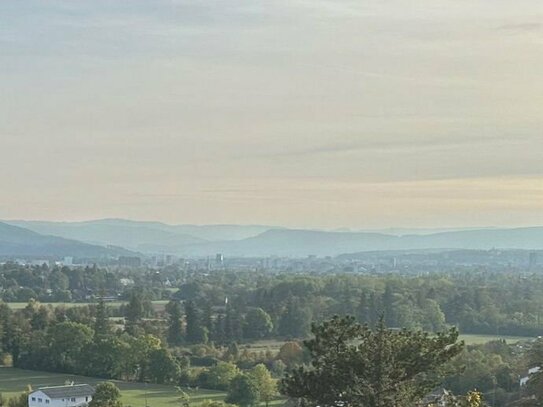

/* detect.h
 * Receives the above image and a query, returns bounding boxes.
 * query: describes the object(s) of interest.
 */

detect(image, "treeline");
[166,271,543,338]
[3,262,543,338]
[0,296,540,406]
[0,298,299,406]
[0,263,172,302]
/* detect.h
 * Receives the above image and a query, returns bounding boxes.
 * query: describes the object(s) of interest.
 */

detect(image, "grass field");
[459,334,533,345]
[6,303,92,310]
[241,334,534,353]
[0,368,226,407]
[242,339,286,353]
[6,301,170,311]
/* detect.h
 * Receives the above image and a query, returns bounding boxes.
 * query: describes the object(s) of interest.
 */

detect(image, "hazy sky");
[1,0,543,229]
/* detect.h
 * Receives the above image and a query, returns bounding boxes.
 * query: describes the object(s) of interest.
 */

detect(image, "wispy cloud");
[1,0,542,226]
[497,22,543,32]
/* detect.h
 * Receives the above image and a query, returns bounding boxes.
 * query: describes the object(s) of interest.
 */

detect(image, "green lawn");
[242,339,286,353]
[6,302,92,310]
[0,368,225,407]
[459,333,533,345]
[6,301,170,311]
[241,334,534,351]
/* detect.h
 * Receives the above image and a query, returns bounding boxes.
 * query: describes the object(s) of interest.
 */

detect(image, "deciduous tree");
[250,364,277,407]
[226,374,260,407]
[89,382,122,407]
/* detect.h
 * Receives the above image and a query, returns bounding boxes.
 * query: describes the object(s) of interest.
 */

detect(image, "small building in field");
[28,384,95,407]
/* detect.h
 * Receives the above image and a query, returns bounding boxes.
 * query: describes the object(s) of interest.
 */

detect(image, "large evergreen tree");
[281,315,463,407]
[185,300,207,343]
[124,289,145,335]
[94,296,109,338]
[166,300,183,346]
[278,298,311,338]
[382,284,396,327]
[224,304,244,342]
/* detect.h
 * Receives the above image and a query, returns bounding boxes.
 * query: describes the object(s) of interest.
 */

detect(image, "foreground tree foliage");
[281,315,463,407]
[519,339,543,406]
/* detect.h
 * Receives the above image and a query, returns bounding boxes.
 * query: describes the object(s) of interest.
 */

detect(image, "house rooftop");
[35,384,95,399]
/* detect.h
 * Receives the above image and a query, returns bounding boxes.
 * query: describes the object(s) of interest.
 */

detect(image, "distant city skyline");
[1,1,542,229]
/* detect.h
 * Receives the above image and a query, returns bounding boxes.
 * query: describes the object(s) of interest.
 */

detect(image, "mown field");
[6,301,170,312]
[459,333,533,345]
[243,334,533,352]
[0,368,225,407]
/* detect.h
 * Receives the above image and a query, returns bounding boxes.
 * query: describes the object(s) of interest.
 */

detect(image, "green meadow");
[0,368,225,407]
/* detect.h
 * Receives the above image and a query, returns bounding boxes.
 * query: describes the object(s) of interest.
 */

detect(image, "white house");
[28,384,95,407]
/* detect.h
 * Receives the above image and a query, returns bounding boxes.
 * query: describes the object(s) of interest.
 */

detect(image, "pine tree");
[225,304,244,342]
[357,293,369,324]
[124,289,144,335]
[369,291,382,327]
[185,300,207,343]
[166,300,183,346]
[281,315,463,407]
[278,298,311,338]
[214,313,226,343]
[94,296,110,338]
[382,284,396,327]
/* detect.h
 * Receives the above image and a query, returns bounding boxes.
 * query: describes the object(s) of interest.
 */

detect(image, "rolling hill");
[175,227,543,257]
[6,219,543,258]
[6,219,279,254]
[0,222,134,258]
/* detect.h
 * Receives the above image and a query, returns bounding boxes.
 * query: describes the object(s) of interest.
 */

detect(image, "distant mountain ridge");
[5,219,543,257]
[174,227,543,257]
[6,219,281,254]
[0,222,134,258]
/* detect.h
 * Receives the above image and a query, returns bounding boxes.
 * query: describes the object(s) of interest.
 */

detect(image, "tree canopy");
[89,382,122,407]
[281,315,464,407]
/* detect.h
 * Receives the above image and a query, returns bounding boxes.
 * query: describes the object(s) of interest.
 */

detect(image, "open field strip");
[0,367,225,407]
[458,334,533,344]
[243,334,534,352]
[6,301,170,311]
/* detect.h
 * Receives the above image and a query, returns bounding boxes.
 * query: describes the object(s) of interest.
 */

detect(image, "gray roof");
[37,384,95,399]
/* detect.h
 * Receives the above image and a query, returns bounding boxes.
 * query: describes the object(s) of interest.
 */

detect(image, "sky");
[1,0,543,229]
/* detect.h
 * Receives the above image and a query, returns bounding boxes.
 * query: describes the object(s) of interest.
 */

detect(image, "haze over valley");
[2,1,543,406]
[4,218,543,258]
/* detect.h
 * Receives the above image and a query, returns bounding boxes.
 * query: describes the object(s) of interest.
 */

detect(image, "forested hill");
[0,222,134,258]
[176,227,543,256]
[6,219,279,253]
[5,219,543,257]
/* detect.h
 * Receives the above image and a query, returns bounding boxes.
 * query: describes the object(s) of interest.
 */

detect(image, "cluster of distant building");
[4,249,542,276]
